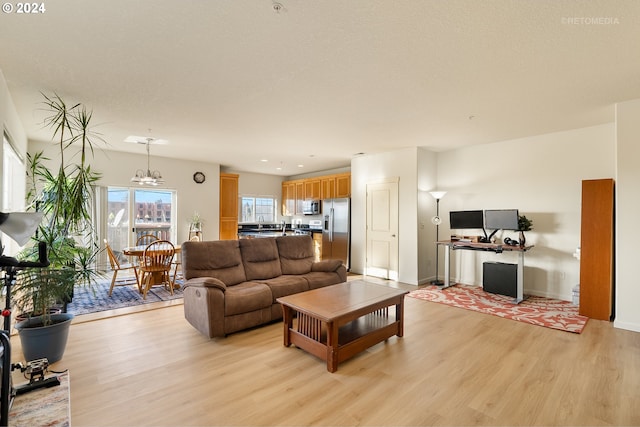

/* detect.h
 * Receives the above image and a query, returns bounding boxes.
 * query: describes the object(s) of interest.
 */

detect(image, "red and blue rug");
[408,284,588,333]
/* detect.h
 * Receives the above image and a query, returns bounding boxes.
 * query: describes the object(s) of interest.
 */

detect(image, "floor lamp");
[429,191,447,286]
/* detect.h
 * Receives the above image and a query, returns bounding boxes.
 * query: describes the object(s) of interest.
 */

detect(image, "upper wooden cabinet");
[295,181,304,214]
[321,176,335,199]
[304,179,321,200]
[281,181,296,216]
[219,173,239,240]
[282,173,350,216]
[335,173,351,198]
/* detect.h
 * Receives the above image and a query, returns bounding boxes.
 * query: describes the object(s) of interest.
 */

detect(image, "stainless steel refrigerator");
[322,198,350,270]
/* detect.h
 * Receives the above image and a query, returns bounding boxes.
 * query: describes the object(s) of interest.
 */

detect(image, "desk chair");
[104,239,140,295]
[138,240,175,299]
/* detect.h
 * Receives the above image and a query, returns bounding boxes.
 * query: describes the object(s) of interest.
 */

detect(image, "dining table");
[122,244,182,289]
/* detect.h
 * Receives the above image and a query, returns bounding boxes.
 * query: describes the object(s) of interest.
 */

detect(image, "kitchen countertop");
[237,224,322,238]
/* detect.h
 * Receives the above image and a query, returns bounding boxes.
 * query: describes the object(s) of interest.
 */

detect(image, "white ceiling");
[1,0,639,176]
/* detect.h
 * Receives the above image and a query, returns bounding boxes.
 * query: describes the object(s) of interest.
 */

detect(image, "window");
[240,196,277,223]
[105,187,177,254]
[2,132,24,211]
[2,132,26,256]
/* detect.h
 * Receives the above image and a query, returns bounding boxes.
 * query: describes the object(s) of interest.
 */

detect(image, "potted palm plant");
[13,93,104,363]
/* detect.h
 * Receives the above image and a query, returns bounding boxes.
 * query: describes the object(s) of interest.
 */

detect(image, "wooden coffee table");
[276,280,408,372]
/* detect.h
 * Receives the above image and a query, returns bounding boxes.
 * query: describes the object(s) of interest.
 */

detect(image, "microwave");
[302,200,321,215]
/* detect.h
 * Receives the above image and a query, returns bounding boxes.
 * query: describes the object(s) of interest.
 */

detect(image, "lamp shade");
[0,212,44,246]
[429,191,447,200]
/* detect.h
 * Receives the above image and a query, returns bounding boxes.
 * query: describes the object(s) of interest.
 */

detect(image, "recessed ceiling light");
[260,159,268,162]
[297,164,304,168]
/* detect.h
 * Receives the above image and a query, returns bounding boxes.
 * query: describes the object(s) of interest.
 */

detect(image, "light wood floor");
[9,277,640,426]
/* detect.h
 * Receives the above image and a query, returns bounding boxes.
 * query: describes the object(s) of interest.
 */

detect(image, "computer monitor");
[484,209,519,231]
[449,210,484,230]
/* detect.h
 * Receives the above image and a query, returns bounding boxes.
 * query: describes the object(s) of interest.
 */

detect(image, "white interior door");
[366,179,399,280]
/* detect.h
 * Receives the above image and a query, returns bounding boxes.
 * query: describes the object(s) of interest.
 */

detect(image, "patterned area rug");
[9,371,70,427]
[408,284,588,333]
[66,278,184,315]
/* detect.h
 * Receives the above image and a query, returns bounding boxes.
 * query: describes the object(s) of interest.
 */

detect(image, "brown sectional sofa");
[181,234,347,338]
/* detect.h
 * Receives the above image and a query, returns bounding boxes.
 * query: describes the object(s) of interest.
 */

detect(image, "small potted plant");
[188,211,203,240]
[518,215,533,247]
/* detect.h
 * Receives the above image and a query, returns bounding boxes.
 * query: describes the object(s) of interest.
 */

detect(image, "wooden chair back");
[104,239,139,296]
[104,239,121,269]
[139,240,175,299]
[136,234,159,246]
[140,240,175,272]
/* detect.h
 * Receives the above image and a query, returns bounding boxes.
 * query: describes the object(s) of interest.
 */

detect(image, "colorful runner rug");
[408,284,588,333]
[9,371,70,427]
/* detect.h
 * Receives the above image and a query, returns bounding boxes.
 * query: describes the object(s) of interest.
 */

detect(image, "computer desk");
[436,240,534,303]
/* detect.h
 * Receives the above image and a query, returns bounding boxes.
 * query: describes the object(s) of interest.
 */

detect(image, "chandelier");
[128,136,166,186]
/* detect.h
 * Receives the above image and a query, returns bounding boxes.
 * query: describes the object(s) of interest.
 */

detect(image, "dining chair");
[104,239,140,296]
[136,233,159,246]
[171,235,200,287]
[138,240,175,299]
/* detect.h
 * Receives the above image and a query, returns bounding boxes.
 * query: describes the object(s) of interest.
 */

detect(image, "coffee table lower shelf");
[278,282,407,373]
[287,312,402,372]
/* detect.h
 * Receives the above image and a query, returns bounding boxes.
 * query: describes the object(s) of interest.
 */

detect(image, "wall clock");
[193,172,206,184]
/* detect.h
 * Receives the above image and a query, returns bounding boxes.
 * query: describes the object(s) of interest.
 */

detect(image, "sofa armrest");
[183,277,227,292]
[311,259,343,272]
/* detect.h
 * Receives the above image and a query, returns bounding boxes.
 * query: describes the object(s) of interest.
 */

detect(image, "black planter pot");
[14,313,74,363]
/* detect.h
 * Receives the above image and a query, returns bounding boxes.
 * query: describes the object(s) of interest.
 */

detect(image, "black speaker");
[483,262,517,298]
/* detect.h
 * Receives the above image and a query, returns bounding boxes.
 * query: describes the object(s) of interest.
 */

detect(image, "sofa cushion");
[224,282,273,316]
[303,271,345,290]
[239,238,282,280]
[258,275,309,302]
[311,259,343,272]
[182,240,247,286]
[276,235,315,275]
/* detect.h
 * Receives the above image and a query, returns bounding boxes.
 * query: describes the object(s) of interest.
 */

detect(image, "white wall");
[417,148,438,283]
[352,147,422,285]
[28,140,220,243]
[436,124,615,301]
[229,170,283,198]
[614,99,640,332]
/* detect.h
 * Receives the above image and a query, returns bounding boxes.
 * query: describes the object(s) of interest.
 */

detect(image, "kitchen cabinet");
[220,173,239,240]
[313,233,322,261]
[579,178,614,320]
[281,181,296,216]
[304,179,321,200]
[282,173,351,216]
[321,176,335,199]
[335,173,351,198]
[295,181,304,214]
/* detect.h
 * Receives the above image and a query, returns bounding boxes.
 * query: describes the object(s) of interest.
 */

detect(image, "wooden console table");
[436,240,534,303]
